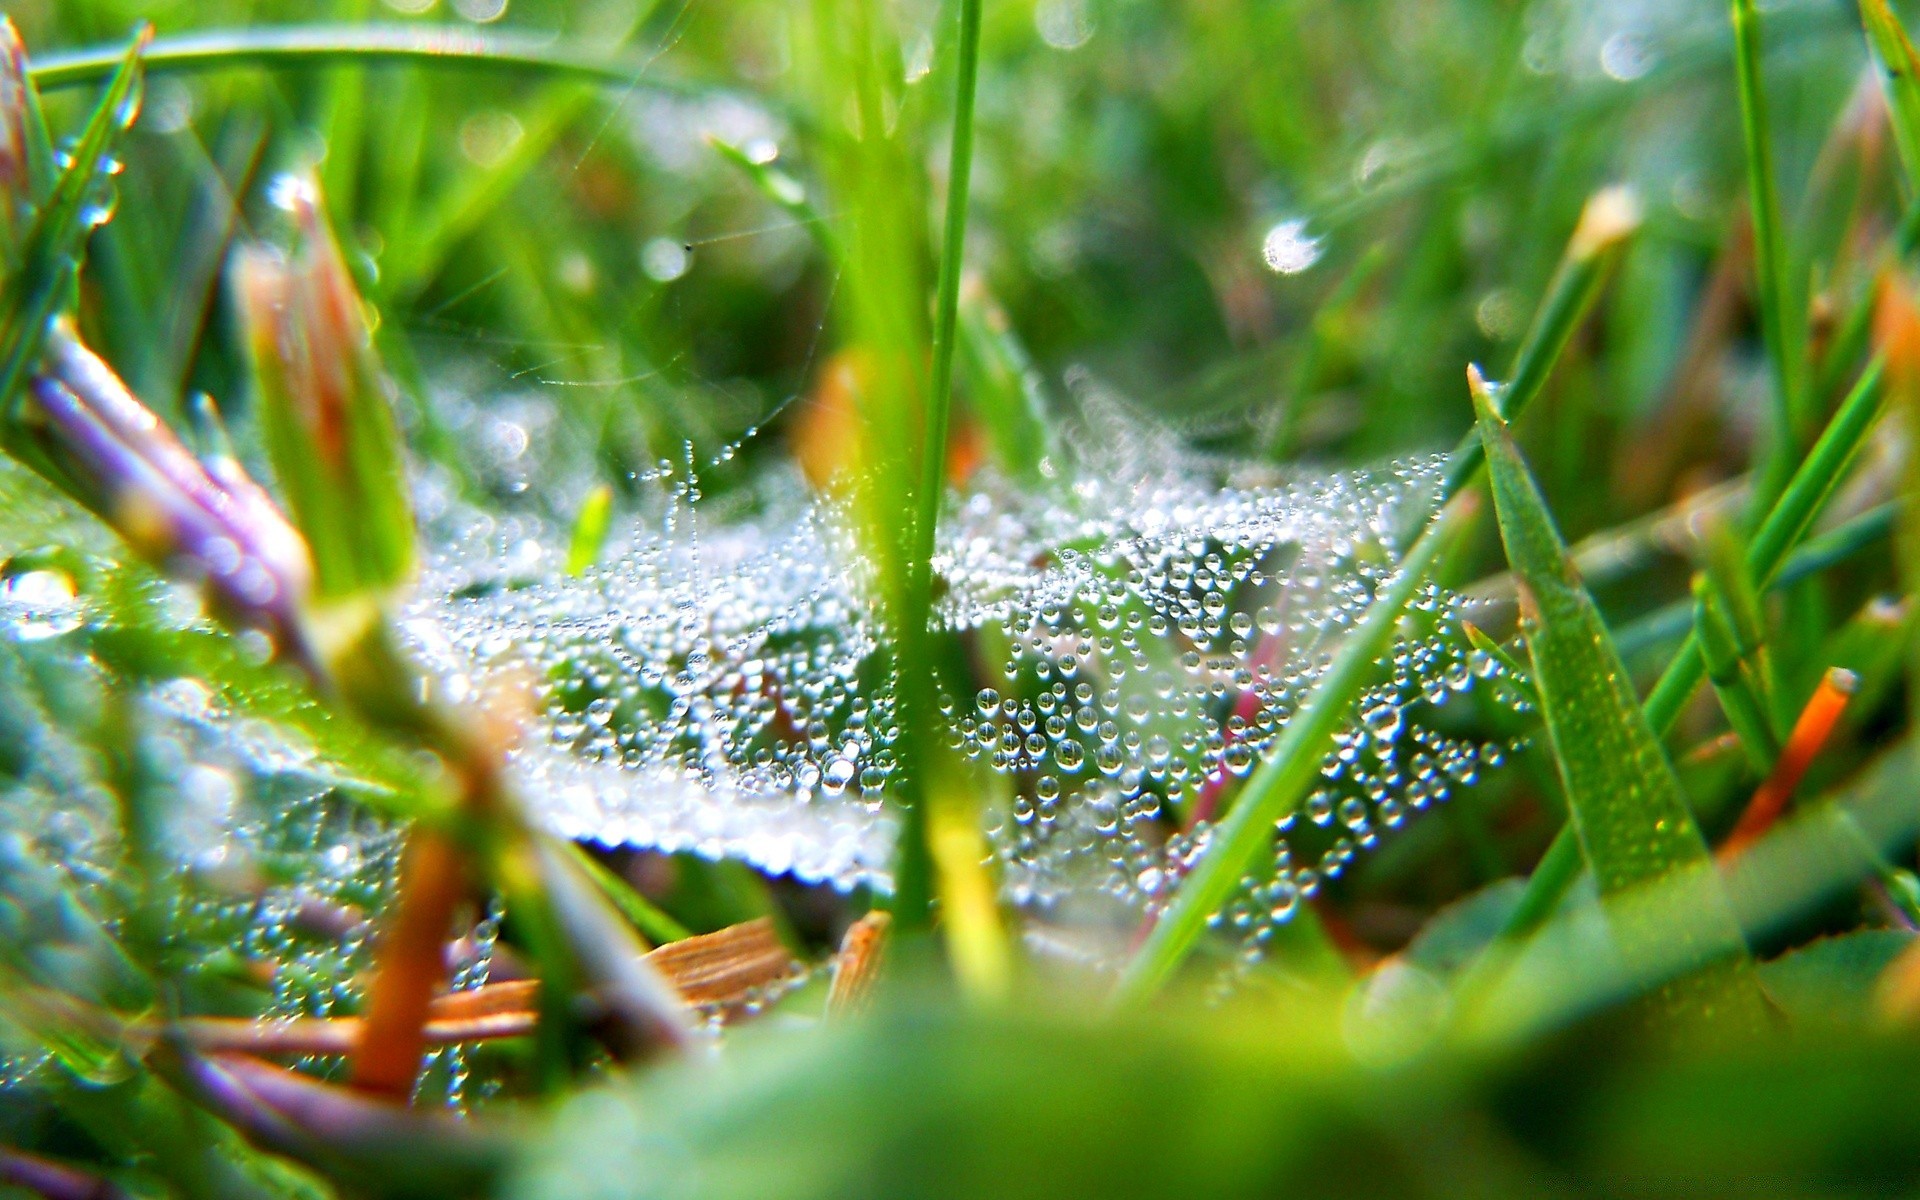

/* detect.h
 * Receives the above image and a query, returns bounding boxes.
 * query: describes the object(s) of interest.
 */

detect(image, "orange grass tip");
[1717,667,1859,862]
[1874,269,1920,384]
[1569,186,1643,262]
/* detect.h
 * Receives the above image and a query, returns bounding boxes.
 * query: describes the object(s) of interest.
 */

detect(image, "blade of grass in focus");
[1505,354,1891,939]
[913,0,1006,996]
[1471,369,1764,1026]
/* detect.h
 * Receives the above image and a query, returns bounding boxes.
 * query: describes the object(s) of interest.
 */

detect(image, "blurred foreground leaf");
[512,997,1920,1200]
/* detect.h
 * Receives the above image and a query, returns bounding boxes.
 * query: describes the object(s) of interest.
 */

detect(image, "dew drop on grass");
[0,568,82,640]
[1261,218,1324,274]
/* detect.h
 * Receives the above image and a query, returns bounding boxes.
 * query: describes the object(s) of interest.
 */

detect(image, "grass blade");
[0,27,146,427]
[1507,356,1890,937]
[1731,0,1809,499]
[29,23,710,96]
[912,0,984,598]
[1863,0,1920,196]
[911,0,1006,996]
[1117,187,1640,1003]
[1111,495,1472,1005]
[1472,369,1763,1021]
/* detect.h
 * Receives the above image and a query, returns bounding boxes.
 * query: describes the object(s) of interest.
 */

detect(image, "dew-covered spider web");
[411,384,1533,961]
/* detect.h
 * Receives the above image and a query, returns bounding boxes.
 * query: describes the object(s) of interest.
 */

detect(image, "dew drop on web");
[403,380,1532,974]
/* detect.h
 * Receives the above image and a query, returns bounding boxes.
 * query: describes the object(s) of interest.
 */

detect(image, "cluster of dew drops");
[934,442,1534,958]
[424,393,1536,968]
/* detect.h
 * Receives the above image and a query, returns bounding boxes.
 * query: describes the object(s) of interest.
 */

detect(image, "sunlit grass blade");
[913,0,984,597]
[914,0,1007,996]
[566,483,615,576]
[1430,187,1641,507]
[1471,369,1763,1021]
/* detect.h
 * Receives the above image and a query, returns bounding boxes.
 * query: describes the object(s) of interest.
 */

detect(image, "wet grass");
[3,0,1920,1197]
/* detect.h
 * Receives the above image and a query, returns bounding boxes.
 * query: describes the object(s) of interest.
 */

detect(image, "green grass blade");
[29,24,710,96]
[566,483,615,576]
[710,137,830,239]
[1506,356,1890,937]
[911,0,984,598]
[1863,0,1920,196]
[1732,0,1809,493]
[1118,187,1641,1002]
[1693,574,1781,772]
[1474,369,1716,897]
[560,840,692,946]
[1472,370,1762,1019]
[0,28,146,427]
[1111,495,1471,1006]
[1430,187,1640,511]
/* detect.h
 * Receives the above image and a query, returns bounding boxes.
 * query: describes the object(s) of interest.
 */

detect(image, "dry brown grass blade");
[180,1008,539,1058]
[827,911,891,1016]
[644,916,799,1010]
[189,920,802,1061]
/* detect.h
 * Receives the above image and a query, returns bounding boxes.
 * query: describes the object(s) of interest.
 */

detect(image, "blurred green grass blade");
[1692,574,1780,773]
[566,483,615,576]
[912,0,984,590]
[1432,187,1640,508]
[956,289,1054,485]
[1131,188,1640,999]
[236,178,413,602]
[1863,0,1920,196]
[0,18,58,221]
[710,136,829,244]
[1472,371,1761,1018]
[29,24,711,96]
[559,840,691,946]
[0,28,146,426]
[1747,358,1889,582]
[1462,620,1534,698]
[385,94,593,300]
[1113,495,1470,1006]
[1731,0,1809,494]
